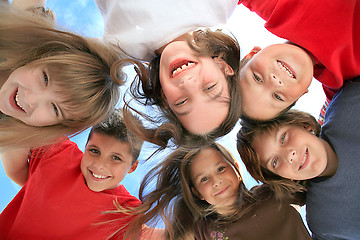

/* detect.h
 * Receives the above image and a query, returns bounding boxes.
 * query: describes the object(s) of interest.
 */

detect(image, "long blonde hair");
[0,4,146,150]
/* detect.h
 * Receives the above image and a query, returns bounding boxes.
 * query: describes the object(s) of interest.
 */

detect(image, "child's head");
[238,44,314,121]
[128,28,242,146]
[81,109,143,192]
[0,6,145,149]
[237,110,331,187]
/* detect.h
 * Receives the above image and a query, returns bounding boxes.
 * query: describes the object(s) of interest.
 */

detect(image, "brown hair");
[125,28,242,149]
[0,4,146,150]
[116,143,274,240]
[88,109,144,163]
[237,109,321,203]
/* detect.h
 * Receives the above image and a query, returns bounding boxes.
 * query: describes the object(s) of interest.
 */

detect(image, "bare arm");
[0,147,30,187]
[140,225,166,240]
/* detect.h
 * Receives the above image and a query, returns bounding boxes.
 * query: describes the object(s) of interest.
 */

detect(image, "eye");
[280,132,286,144]
[112,155,122,161]
[52,103,59,117]
[175,98,187,106]
[274,93,284,101]
[253,73,263,83]
[272,157,278,168]
[43,72,49,86]
[217,166,226,172]
[89,148,100,154]
[204,83,216,92]
[200,176,208,183]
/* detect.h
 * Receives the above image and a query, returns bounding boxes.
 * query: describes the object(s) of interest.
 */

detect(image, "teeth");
[15,92,25,111]
[299,149,308,169]
[278,61,295,78]
[91,172,107,179]
[172,62,195,77]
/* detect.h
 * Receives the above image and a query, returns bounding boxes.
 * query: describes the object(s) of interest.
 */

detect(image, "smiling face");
[0,64,68,126]
[159,40,233,134]
[251,125,331,180]
[190,148,240,209]
[239,44,314,121]
[81,132,137,192]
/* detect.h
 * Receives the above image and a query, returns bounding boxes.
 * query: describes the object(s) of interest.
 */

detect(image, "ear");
[128,159,139,173]
[294,89,309,103]
[243,46,261,60]
[213,57,234,76]
[303,125,314,133]
[191,186,204,200]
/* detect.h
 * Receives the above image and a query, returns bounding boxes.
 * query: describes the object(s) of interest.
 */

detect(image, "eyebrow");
[193,161,222,181]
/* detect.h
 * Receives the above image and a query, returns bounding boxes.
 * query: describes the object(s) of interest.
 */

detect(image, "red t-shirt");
[0,139,141,240]
[240,0,360,101]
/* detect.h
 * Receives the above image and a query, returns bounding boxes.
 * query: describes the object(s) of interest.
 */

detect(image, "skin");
[80,132,138,192]
[159,38,234,134]
[239,44,314,121]
[0,64,68,126]
[190,148,241,213]
[251,125,338,180]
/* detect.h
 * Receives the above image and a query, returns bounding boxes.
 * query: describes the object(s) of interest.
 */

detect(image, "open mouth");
[13,89,26,112]
[298,148,309,170]
[277,60,295,78]
[170,60,196,78]
[90,170,109,180]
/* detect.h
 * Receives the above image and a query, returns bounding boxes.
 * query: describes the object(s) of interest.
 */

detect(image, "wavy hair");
[0,4,146,150]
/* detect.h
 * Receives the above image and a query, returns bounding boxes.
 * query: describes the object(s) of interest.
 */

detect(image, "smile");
[170,60,196,78]
[215,186,229,196]
[90,170,109,180]
[299,148,309,170]
[14,90,26,112]
[277,60,295,78]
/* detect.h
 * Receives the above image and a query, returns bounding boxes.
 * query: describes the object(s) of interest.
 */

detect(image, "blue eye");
[253,73,263,83]
[200,176,208,183]
[272,158,278,168]
[280,132,286,144]
[274,93,283,101]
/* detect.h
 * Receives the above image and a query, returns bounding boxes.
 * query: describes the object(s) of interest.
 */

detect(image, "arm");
[0,147,30,187]
[11,0,56,25]
[140,225,166,240]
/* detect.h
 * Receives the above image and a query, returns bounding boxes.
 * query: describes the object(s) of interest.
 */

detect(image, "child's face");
[0,64,69,126]
[251,125,329,180]
[239,44,314,121]
[190,148,240,208]
[81,132,137,192]
[159,40,233,135]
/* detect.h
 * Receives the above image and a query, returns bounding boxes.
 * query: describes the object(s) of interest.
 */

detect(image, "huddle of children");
[1,0,359,239]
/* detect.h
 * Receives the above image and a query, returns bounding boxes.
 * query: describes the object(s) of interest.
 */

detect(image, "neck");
[155,33,190,55]
[319,139,338,177]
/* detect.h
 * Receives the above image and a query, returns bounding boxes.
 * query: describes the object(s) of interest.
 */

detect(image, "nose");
[270,74,283,87]
[287,149,296,163]
[213,177,222,187]
[92,157,108,171]
[178,76,199,89]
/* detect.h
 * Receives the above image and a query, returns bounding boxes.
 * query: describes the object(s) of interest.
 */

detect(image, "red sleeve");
[238,0,279,21]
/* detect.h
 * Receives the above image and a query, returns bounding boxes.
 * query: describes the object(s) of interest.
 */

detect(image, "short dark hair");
[87,109,144,163]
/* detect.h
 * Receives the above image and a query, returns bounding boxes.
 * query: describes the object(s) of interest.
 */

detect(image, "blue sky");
[1,0,321,231]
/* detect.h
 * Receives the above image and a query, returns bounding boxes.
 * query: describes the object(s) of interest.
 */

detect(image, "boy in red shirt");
[0,109,143,239]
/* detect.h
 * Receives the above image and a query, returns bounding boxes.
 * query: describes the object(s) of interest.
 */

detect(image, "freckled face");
[239,44,313,121]
[190,148,240,208]
[251,125,329,180]
[159,40,233,134]
[81,132,136,192]
[0,64,68,126]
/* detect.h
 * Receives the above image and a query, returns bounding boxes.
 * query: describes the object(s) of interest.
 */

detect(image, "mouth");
[89,170,110,180]
[298,148,309,170]
[214,186,229,196]
[14,90,26,112]
[170,60,196,78]
[277,60,296,79]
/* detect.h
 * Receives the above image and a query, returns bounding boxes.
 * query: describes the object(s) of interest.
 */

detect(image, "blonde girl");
[0,3,146,150]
